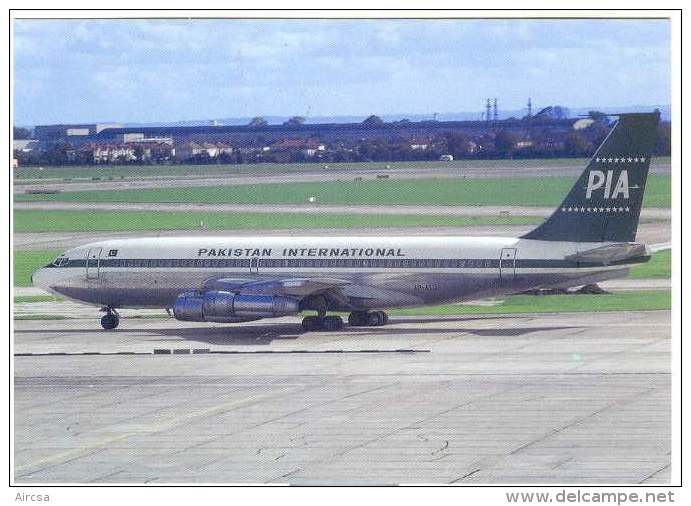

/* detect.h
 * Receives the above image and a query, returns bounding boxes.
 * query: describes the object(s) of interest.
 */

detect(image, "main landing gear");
[300,311,389,331]
[348,310,388,327]
[100,307,120,330]
[301,315,344,331]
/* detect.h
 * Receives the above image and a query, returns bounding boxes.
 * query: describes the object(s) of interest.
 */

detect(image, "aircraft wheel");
[301,316,322,331]
[367,312,382,327]
[323,315,343,331]
[348,311,368,327]
[101,313,119,330]
[379,311,389,325]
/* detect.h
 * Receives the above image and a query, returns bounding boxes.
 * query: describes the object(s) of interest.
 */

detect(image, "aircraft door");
[86,247,103,280]
[249,257,260,274]
[499,248,517,283]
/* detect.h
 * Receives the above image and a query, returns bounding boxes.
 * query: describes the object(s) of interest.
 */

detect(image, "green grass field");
[15,174,672,208]
[15,157,670,181]
[13,249,671,288]
[13,250,61,287]
[13,210,540,233]
[14,295,64,303]
[13,290,671,319]
[629,249,671,279]
[391,289,670,315]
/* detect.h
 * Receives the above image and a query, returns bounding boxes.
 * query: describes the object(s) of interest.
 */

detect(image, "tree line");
[13,120,670,166]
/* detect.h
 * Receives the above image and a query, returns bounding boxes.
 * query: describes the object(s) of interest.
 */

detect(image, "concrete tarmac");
[14,310,670,484]
[14,201,673,221]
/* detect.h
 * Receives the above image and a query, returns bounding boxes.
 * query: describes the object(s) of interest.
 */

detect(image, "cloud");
[12,18,671,124]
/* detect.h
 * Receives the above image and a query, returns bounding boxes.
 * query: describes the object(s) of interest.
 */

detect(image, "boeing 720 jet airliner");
[32,112,660,331]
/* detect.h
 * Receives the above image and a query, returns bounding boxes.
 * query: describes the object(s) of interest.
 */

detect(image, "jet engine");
[173,290,299,323]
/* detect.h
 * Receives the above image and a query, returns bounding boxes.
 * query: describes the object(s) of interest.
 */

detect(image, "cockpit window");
[51,256,69,267]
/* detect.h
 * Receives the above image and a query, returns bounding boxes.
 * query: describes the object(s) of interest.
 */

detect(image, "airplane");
[31,112,661,331]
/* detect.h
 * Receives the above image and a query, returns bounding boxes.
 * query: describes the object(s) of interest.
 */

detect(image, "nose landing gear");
[100,308,120,330]
[348,311,389,327]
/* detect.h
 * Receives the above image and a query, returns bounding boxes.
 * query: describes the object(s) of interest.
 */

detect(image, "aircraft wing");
[204,277,351,297]
[203,276,420,308]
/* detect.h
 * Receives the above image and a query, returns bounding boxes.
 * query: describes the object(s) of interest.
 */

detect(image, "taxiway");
[14,310,671,484]
[14,161,671,193]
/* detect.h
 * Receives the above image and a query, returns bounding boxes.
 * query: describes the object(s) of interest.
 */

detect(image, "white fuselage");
[32,235,636,311]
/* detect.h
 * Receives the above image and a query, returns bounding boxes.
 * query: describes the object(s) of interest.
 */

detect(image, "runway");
[13,222,672,251]
[14,201,673,221]
[14,310,670,484]
[14,161,671,194]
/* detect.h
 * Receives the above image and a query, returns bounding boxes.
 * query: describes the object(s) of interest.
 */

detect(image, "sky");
[13,18,671,126]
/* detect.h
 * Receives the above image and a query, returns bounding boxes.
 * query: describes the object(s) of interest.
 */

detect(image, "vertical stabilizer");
[522,112,659,243]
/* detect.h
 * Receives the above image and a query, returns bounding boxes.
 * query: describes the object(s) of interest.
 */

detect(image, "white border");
[5,6,683,504]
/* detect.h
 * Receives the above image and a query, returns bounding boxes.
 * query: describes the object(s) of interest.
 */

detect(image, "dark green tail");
[522,112,660,243]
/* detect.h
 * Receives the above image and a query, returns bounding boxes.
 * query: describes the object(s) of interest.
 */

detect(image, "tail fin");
[522,112,660,243]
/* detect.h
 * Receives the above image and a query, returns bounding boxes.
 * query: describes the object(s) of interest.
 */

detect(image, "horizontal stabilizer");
[649,242,672,253]
[565,242,649,264]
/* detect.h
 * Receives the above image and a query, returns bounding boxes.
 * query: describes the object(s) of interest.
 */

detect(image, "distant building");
[138,136,173,145]
[302,142,326,157]
[136,142,175,162]
[174,142,233,161]
[515,140,534,149]
[116,133,174,144]
[66,127,90,136]
[175,142,205,160]
[272,138,325,157]
[87,118,577,148]
[533,106,571,120]
[13,139,40,153]
[12,139,42,165]
[75,141,173,164]
[34,123,123,141]
[90,143,137,163]
[121,133,145,143]
[25,115,588,165]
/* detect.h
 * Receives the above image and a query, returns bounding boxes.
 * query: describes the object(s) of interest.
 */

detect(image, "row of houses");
[17,117,619,166]
[15,138,332,165]
[71,141,235,163]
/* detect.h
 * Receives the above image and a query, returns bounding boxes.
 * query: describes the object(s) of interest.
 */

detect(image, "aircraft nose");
[31,268,49,290]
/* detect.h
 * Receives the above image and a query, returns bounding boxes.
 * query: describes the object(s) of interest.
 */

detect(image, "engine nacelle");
[173,290,299,322]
